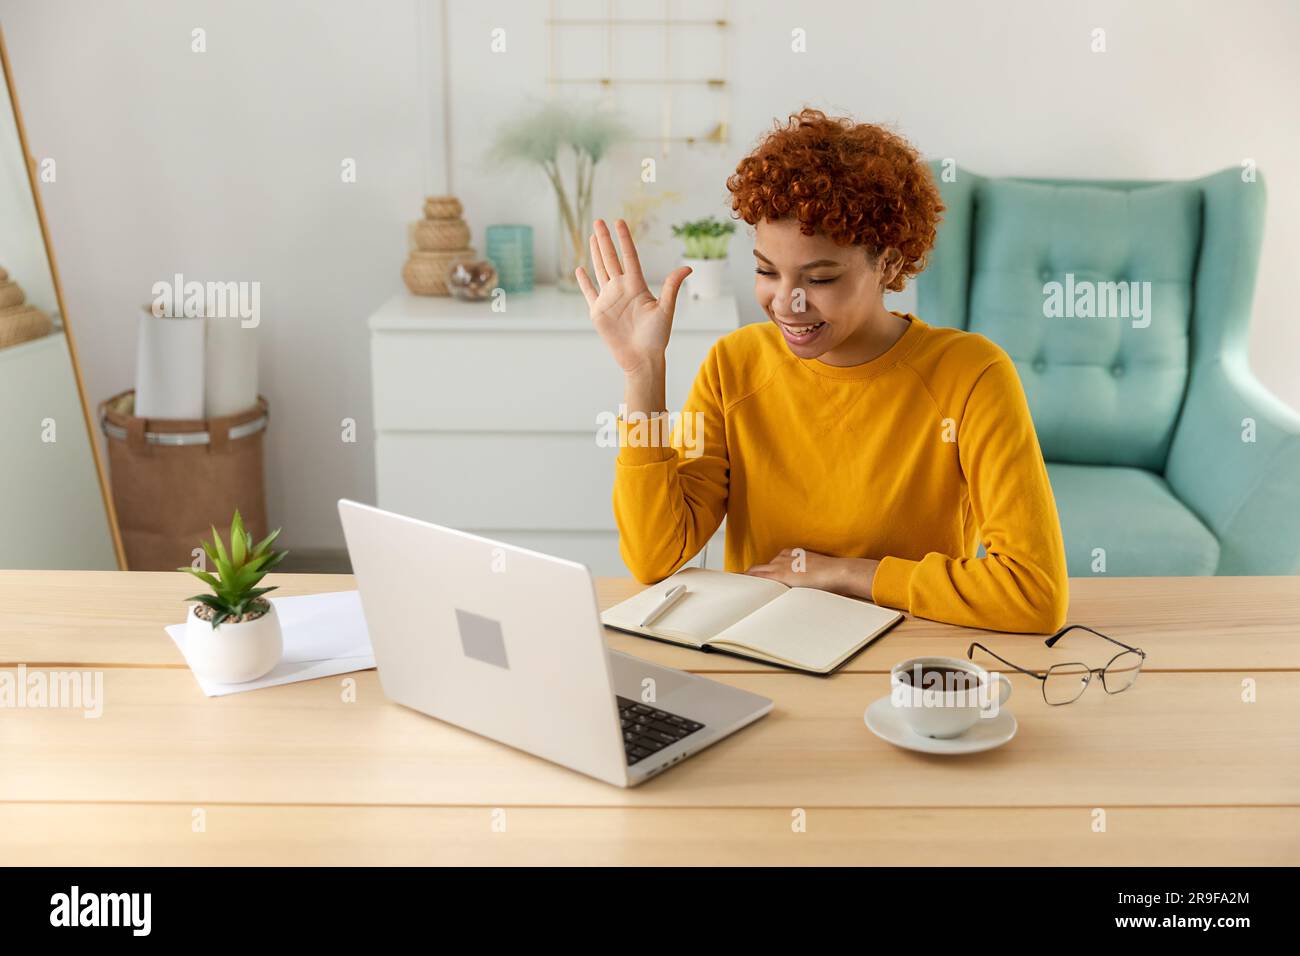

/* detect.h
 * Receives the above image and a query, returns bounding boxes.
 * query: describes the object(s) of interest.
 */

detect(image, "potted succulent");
[672,215,736,300]
[179,510,289,683]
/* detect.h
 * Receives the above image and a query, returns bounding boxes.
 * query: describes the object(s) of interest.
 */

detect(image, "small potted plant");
[179,510,289,683]
[671,215,736,300]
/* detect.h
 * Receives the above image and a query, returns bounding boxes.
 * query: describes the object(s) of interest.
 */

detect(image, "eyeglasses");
[967,625,1146,706]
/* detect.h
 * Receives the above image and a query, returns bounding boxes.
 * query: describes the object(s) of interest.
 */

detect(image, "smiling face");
[752,217,900,364]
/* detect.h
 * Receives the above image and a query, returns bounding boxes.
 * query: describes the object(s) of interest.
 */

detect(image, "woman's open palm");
[576,218,692,374]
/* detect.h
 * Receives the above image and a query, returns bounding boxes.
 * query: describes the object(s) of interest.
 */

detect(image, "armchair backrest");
[917,164,1265,472]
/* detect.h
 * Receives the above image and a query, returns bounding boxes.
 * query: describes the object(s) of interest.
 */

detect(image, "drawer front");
[376,432,617,531]
[376,432,727,575]
[371,328,721,432]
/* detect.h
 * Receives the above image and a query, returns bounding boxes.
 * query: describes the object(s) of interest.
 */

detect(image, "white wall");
[0,0,428,550]
[2,0,1297,550]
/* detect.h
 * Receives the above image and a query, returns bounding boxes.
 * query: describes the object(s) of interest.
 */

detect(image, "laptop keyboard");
[617,696,706,765]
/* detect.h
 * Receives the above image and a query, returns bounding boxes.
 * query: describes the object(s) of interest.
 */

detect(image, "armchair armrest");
[1166,354,1300,574]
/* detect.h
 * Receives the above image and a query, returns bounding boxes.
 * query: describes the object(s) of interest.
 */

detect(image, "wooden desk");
[2,571,1298,865]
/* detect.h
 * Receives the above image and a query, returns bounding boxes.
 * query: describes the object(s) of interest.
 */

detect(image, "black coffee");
[898,666,981,690]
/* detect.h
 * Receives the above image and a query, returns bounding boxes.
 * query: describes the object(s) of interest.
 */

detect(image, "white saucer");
[864,695,1018,755]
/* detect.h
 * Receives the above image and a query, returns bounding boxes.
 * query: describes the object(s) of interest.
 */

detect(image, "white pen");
[639,584,688,627]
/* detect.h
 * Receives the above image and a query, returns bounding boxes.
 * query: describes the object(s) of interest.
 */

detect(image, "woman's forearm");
[622,359,667,417]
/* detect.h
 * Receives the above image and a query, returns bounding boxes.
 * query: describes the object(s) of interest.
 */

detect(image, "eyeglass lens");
[1043,662,1090,705]
[1103,650,1143,694]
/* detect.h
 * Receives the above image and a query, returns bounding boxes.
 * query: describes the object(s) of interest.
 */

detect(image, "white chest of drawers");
[368,285,738,575]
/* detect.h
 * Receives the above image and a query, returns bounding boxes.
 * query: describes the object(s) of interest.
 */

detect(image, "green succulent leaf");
[231,510,247,565]
[210,525,230,566]
[257,549,288,574]
[251,527,281,556]
[232,594,271,619]
[179,567,221,591]
[227,570,255,596]
[213,550,236,582]
[188,594,230,615]
[238,550,276,576]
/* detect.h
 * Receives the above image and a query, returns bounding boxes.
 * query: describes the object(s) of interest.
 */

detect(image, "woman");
[575,108,1068,633]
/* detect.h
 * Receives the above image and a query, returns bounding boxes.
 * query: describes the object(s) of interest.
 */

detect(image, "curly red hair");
[725,108,944,292]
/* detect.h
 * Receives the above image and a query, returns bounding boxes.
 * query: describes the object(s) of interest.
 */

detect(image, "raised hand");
[576,218,692,376]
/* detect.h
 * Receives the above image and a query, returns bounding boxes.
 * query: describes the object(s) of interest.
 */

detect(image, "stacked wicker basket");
[402,195,477,296]
[0,265,54,350]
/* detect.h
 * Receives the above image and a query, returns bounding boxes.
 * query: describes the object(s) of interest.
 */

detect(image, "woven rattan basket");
[402,248,477,296]
[0,304,54,349]
[413,217,471,252]
[423,195,463,220]
[0,280,25,310]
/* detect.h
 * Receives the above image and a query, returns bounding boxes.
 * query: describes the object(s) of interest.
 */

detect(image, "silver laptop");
[338,500,773,787]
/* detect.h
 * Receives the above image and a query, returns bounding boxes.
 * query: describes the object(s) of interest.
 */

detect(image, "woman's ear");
[877,248,903,289]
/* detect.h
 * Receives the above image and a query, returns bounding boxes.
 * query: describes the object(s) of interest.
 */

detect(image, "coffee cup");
[889,656,1012,739]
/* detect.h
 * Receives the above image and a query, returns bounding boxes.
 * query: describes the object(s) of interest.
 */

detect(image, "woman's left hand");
[745,548,879,601]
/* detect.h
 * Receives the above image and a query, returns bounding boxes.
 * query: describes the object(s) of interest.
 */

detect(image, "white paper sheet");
[204,316,258,417]
[165,590,375,697]
[134,309,205,419]
[271,590,372,661]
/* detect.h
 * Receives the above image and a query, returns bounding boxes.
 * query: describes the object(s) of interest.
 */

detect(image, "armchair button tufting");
[1111,363,1125,377]
[1039,268,1052,281]
[1033,358,1047,372]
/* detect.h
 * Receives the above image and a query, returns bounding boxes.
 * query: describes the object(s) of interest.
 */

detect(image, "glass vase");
[555,190,592,294]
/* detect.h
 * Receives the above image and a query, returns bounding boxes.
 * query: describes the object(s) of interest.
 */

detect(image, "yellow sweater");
[613,313,1069,634]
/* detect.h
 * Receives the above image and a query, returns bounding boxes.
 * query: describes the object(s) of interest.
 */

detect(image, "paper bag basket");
[98,388,270,571]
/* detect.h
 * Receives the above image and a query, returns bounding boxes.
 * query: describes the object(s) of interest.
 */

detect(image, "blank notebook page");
[711,587,897,670]
[608,568,786,640]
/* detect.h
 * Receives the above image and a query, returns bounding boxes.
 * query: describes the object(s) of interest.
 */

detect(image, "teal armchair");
[919,164,1300,576]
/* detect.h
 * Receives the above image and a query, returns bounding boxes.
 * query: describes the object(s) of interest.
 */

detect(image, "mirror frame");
[0,23,126,569]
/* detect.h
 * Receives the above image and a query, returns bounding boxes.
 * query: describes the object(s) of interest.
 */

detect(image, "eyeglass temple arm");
[1044,624,1144,656]
[966,642,1045,680]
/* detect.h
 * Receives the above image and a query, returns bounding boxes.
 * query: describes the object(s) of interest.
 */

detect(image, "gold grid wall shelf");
[545,0,731,152]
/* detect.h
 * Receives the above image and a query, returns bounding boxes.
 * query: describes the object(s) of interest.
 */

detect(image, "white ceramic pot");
[682,258,726,300]
[184,602,282,683]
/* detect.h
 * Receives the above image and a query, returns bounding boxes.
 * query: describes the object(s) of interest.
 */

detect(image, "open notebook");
[600,567,903,675]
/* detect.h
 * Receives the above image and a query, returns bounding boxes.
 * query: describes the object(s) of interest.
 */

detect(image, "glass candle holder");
[485,224,535,294]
